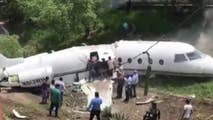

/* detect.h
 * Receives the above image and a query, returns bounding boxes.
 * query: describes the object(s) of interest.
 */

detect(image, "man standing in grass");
[49,84,61,117]
[181,99,193,120]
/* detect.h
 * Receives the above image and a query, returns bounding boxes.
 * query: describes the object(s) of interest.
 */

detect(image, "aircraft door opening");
[90,51,99,61]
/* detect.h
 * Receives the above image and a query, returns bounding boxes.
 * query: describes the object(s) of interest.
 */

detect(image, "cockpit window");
[186,51,201,60]
[174,54,187,63]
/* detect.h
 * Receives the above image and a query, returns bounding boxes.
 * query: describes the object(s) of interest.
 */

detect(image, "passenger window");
[127,58,132,63]
[159,59,164,65]
[137,58,142,64]
[174,54,187,63]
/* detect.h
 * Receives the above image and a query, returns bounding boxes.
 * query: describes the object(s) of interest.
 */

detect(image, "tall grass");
[141,76,213,99]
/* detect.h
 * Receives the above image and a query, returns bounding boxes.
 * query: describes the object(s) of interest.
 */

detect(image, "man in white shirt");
[181,99,193,120]
[107,56,114,77]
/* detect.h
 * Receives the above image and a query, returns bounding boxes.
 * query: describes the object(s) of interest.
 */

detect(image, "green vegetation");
[110,113,129,120]
[0,35,23,57]
[0,0,203,56]
[141,76,213,99]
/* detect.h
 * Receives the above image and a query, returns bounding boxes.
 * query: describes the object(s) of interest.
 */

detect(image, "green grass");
[141,76,213,99]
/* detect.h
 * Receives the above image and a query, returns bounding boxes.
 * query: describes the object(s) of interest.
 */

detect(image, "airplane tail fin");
[0,54,24,69]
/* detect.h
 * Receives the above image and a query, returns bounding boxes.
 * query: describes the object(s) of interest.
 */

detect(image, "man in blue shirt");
[88,92,102,120]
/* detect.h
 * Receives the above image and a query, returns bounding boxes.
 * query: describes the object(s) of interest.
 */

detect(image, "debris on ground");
[0,82,212,120]
[12,109,27,119]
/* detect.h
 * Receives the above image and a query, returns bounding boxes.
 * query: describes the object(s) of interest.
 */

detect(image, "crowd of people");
[86,55,193,120]
[38,56,193,120]
[86,56,123,81]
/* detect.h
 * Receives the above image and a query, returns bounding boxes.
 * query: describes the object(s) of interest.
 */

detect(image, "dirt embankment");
[0,85,212,120]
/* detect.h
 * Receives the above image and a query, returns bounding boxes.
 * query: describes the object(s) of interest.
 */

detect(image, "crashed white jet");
[0,40,213,88]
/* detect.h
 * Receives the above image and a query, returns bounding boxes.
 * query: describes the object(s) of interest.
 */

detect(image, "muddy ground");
[0,84,213,120]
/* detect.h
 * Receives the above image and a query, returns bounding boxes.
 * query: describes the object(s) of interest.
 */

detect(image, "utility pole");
[143,52,152,96]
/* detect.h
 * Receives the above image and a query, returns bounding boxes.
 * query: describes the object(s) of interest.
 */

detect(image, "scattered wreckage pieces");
[12,109,27,119]
[81,79,114,111]
[136,96,162,105]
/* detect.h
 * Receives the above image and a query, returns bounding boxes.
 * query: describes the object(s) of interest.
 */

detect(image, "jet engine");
[6,67,53,87]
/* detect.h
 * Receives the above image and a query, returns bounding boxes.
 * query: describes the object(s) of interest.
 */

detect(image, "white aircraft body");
[0,40,213,88]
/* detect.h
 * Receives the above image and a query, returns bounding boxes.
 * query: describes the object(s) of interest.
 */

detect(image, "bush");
[0,35,23,58]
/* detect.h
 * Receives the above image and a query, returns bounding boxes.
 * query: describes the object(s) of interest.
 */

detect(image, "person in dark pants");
[88,92,102,120]
[55,77,65,107]
[116,72,124,98]
[123,75,132,102]
[40,77,50,104]
[131,70,139,97]
[143,102,160,120]
[49,84,61,117]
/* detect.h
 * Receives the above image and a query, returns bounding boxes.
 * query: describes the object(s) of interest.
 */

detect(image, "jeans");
[89,110,101,120]
[49,102,59,117]
[132,84,137,97]
[124,85,131,102]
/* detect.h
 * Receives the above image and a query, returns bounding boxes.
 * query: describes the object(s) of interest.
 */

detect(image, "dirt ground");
[0,84,213,120]
[112,87,213,120]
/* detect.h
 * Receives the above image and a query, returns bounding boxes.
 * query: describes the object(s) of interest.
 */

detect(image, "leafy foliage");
[0,35,23,57]
[101,107,112,120]
[110,113,129,120]
[17,0,104,51]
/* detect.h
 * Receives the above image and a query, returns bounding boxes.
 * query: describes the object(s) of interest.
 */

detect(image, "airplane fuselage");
[1,40,213,87]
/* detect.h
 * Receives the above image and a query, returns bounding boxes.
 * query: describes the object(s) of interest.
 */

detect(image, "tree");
[18,0,104,51]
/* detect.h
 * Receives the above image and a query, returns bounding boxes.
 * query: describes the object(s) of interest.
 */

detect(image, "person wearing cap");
[181,99,193,120]
[88,92,102,120]
[132,70,139,97]
[143,102,160,120]
[49,84,61,117]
